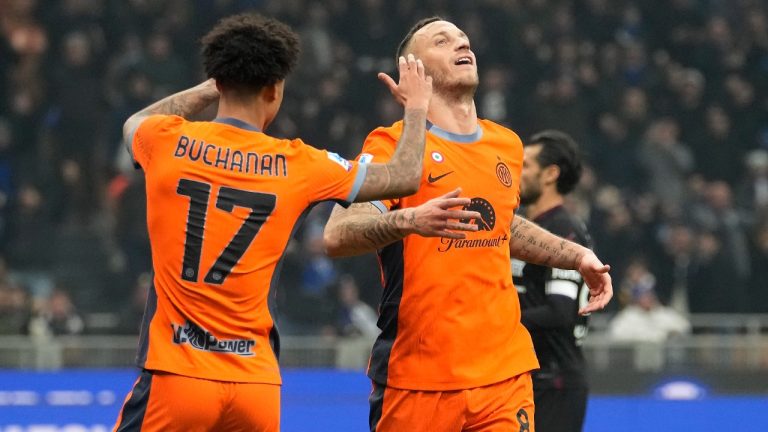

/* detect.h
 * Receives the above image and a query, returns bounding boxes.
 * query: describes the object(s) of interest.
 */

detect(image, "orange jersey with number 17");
[131,115,366,384]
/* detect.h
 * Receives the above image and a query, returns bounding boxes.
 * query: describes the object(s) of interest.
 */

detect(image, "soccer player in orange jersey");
[324,17,613,432]
[112,13,432,432]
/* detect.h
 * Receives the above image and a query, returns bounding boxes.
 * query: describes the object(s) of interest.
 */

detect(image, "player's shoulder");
[366,121,403,142]
[361,121,403,156]
[284,137,351,167]
[478,119,523,143]
[139,114,185,132]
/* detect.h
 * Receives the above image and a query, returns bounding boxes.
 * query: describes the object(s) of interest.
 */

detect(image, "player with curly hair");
[113,12,433,431]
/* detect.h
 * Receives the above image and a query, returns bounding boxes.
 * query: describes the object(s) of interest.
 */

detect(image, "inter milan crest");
[496,161,513,187]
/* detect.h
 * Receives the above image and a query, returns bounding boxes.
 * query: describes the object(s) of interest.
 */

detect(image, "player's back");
[132,115,364,383]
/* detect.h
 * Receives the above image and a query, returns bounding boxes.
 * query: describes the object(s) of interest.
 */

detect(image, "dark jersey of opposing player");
[512,205,591,388]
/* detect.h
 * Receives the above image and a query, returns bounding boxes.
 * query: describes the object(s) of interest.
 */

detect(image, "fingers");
[377,72,398,94]
[579,295,604,315]
[579,293,611,315]
[398,54,417,76]
[439,198,472,209]
[435,187,462,199]
[406,54,417,73]
[579,282,614,315]
[397,55,408,74]
[416,58,425,79]
[578,266,613,315]
[444,209,480,220]
[444,221,479,232]
[591,263,611,273]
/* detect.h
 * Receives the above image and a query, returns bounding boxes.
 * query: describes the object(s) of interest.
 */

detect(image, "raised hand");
[402,188,481,239]
[576,253,613,315]
[378,54,433,110]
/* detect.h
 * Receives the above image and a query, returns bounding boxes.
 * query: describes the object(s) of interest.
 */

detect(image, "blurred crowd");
[1,0,767,337]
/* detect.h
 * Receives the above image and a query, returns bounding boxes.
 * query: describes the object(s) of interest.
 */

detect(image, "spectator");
[687,230,741,313]
[0,279,30,334]
[736,149,768,215]
[2,0,768,320]
[637,118,694,215]
[652,223,694,313]
[334,274,379,339]
[28,288,84,336]
[690,181,751,311]
[690,105,742,184]
[610,259,691,343]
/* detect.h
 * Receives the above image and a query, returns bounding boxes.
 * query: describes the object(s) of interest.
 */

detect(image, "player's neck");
[427,94,478,134]
[216,99,270,131]
[525,192,564,221]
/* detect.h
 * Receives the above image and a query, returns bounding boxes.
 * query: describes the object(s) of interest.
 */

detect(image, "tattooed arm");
[324,188,480,257]
[353,54,432,202]
[510,214,613,314]
[123,79,220,156]
[509,214,589,269]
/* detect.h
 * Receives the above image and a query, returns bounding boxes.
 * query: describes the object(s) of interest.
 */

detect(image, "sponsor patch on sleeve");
[358,153,374,164]
[328,152,353,171]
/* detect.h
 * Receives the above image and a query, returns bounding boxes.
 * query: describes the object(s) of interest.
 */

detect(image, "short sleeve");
[357,127,399,212]
[130,115,184,169]
[299,142,367,206]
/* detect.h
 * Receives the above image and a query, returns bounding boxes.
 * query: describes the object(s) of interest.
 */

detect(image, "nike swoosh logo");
[427,171,454,183]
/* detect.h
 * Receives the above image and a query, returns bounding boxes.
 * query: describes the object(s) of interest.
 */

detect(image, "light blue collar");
[426,121,483,143]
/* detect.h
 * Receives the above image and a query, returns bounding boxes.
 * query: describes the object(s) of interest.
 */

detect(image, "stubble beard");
[431,70,479,104]
[519,184,542,206]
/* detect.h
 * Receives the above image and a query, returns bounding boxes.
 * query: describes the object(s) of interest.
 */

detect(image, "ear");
[542,164,561,186]
[262,83,277,102]
[263,80,285,103]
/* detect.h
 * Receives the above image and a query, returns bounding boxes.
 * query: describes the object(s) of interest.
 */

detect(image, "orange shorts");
[113,370,280,431]
[370,372,535,432]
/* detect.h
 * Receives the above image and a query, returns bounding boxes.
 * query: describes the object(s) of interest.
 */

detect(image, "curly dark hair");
[528,130,584,195]
[201,13,300,94]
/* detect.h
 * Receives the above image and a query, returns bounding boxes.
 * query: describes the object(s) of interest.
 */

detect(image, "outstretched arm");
[510,214,612,314]
[123,79,220,156]
[324,188,480,257]
[353,54,432,202]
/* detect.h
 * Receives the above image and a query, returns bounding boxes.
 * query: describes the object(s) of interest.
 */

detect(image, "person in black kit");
[512,130,592,432]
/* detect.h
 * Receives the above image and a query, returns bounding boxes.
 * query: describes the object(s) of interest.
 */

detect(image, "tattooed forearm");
[509,215,586,270]
[123,80,219,145]
[142,82,219,118]
[325,204,414,256]
[388,108,428,186]
[355,108,427,202]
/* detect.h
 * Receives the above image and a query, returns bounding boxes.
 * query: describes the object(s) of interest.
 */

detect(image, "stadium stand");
[1,0,767,389]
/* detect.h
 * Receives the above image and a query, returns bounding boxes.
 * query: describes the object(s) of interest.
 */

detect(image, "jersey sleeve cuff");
[344,162,368,204]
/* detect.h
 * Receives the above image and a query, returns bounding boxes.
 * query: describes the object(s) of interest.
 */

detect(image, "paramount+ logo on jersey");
[172,320,255,356]
[438,197,508,252]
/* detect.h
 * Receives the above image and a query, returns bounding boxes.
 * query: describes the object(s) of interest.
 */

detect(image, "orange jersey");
[361,120,539,391]
[131,115,366,384]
